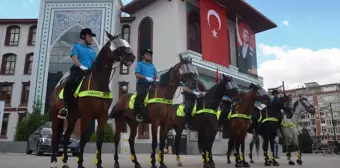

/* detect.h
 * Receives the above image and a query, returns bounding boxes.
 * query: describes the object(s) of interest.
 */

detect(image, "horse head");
[93,31,136,73]
[288,95,315,119]
[168,54,198,86]
[248,83,270,103]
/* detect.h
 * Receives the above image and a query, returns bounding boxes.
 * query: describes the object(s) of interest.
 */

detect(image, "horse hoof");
[296,159,302,165]
[114,163,120,168]
[264,161,271,166]
[235,161,243,167]
[243,161,250,167]
[62,165,70,168]
[150,164,157,168]
[177,161,183,167]
[272,160,279,166]
[135,163,142,168]
[288,160,295,165]
[208,162,215,168]
[227,159,231,164]
[250,159,254,163]
[159,163,167,168]
[203,163,209,168]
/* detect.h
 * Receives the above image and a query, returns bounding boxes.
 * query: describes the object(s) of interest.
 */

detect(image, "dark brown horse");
[109,55,196,168]
[171,74,239,168]
[49,32,136,168]
[223,84,270,167]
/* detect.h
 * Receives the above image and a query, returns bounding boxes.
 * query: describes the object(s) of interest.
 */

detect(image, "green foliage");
[298,128,314,153]
[14,101,49,141]
[89,123,115,142]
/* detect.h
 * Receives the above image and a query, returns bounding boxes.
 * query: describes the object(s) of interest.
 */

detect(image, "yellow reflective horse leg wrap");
[297,151,301,158]
[76,157,80,163]
[201,152,205,163]
[240,152,244,161]
[131,154,136,161]
[94,150,99,165]
[176,155,180,161]
[286,152,290,160]
[61,153,65,161]
[270,152,274,160]
[205,151,210,161]
[157,151,162,163]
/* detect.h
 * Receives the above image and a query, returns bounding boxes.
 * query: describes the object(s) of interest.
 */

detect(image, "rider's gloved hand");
[79,65,88,71]
[145,77,154,82]
[193,91,200,98]
[155,79,160,82]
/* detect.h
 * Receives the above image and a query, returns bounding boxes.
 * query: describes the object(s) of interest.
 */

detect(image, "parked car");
[26,127,79,156]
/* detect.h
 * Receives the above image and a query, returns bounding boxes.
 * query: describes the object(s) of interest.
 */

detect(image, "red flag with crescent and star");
[200,0,230,67]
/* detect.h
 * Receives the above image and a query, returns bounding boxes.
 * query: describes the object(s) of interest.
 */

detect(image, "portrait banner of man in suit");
[236,16,257,75]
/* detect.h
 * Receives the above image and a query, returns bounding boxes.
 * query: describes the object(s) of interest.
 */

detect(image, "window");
[118,81,128,133]
[27,25,37,46]
[18,113,27,123]
[24,53,33,74]
[1,53,16,75]
[138,124,150,139]
[0,83,13,106]
[0,113,10,137]
[187,9,201,53]
[21,82,30,105]
[121,25,130,42]
[5,25,20,46]
[138,17,153,61]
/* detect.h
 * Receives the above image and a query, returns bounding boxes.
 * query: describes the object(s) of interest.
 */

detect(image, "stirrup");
[57,108,68,120]
[136,114,143,122]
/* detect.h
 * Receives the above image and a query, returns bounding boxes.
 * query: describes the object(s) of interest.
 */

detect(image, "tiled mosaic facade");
[30,1,114,113]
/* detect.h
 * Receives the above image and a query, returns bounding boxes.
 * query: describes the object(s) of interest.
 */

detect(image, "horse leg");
[158,119,172,168]
[207,130,217,168]
[198,131,208,168]
[234,140,242,167]
[125,119,142,168]
[77,119,92,168]
[261,134,271,166]
[248,133,256,163]
[94,117,107,168]
[174,126,184,167]
[150,122,159,168]
[61,117,77,168]
[293,134,302,165]
[113,117,123,168]
[285,136,294,165]
[226,139,233,164]
[50,117,63,168]
[241,139,250,167]
[269,132,279,166]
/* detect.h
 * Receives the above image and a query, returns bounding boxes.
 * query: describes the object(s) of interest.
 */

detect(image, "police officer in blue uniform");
[181,80,201,128]
[57,28,97,119]
[134,49,159,122]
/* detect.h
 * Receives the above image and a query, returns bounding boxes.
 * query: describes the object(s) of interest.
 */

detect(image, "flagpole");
[282,81,285,94]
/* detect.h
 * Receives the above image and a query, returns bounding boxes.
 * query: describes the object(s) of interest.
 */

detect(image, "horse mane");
[159,67,173,85]
[93,41,110,69]
[197,81,224,110]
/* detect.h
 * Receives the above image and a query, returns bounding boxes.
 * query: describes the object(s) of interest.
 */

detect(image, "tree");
[298,128,313,153]
[90,123,115,142]
[14,100,49,141]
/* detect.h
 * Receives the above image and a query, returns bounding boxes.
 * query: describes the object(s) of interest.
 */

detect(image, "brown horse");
[109,55,197,168]
[49,32,136,168]
[171,74,239,168]
[223,83,270,167]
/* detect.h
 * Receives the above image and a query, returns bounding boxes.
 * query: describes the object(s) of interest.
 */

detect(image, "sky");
[1,0,340,89]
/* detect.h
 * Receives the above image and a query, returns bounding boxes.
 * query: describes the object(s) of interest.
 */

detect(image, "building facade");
[284,82,340,142]
[0,19,36,141]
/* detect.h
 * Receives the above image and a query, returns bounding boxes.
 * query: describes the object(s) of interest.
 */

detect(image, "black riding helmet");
[144,48,153,55]
[80,28,96,39]
[272,89,279,95]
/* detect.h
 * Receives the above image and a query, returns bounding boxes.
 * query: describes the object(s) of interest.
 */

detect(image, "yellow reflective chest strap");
[227,105,251,120]
[143,92,173,106]
[281,120,296,127]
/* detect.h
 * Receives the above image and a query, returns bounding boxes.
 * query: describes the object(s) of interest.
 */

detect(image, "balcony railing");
[181,50,263,85]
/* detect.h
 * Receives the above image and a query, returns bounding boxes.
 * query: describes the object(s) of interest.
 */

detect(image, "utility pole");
[329,103,337,142]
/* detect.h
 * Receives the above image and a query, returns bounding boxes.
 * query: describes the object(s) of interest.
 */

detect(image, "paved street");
[0,153,339,168]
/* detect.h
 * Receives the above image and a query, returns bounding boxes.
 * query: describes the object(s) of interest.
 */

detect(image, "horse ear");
[179,53,184,62]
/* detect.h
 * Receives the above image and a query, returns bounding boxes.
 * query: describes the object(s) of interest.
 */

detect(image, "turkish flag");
[200,0,230,67]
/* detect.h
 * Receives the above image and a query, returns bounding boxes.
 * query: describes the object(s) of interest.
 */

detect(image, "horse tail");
[255,134,260,157]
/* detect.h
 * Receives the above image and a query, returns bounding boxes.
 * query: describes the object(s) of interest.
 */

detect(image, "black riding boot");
[134,94,145,122]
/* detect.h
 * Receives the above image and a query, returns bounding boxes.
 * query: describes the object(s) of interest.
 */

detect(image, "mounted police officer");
[134,49,159,122]
[218,95,233,131]
[270,89,283,123]
[181,78,202,128]
[58,28,97,119]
